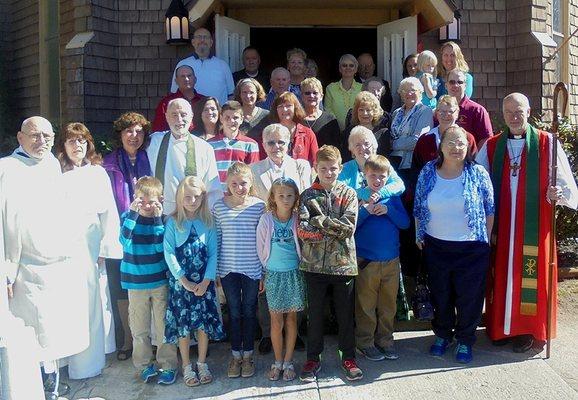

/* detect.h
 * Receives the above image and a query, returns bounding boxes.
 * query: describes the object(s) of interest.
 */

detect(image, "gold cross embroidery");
[525,259,537,276]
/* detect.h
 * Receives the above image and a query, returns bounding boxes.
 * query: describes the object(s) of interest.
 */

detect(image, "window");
[551,0,565,83]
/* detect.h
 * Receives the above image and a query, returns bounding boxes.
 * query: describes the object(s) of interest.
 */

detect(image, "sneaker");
[341,358,363,381]
[157,369,177,385]
[241,356,255,378]
[300,360,321,382]
[258,337,272,354]
[376,344,400,360]
[140,364,158,383]
[455,343,473,364]
[357,346,386,361]
[227,357,242,378]
[429,337,452,357]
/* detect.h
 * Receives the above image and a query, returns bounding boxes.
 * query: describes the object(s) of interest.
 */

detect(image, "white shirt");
[147,131,223,214]
[171,55,235,105]
[426,172,476,241]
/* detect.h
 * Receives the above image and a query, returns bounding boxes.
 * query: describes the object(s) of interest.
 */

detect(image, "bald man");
[153,65,206,132]
[170,27,235,105]
[356,53,393,113]
[146,98,222,213]
[1,117,88,399]
[476,93,578,353]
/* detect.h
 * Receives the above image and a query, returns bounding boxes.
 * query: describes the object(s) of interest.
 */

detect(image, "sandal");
[183,364,200,387]
[282,361,296,381]
[116,348,132,361]
[197,362,213,384]
[269,363,282,381]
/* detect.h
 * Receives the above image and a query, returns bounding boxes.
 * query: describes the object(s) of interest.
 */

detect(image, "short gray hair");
[398,77,424,95]
[166,98,193,114]
[339,54,358,68]
[348,126,378,153]
[262,123,290,142]
[271,67,290,80]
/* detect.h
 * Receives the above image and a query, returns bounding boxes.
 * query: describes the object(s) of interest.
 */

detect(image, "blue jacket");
[355,196,409,262]
[338,159,405,201]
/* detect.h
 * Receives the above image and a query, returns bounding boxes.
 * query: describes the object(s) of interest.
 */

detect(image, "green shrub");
[533,116,578,246]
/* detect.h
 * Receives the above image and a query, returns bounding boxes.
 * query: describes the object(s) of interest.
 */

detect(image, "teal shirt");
[266,216,299,272]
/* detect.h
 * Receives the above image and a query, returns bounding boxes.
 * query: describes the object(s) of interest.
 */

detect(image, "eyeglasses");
[437,109,458,116]
[66,137,88,145]
[22,131,54,143]
[448,80,465,85]
[354,142,373,149]
[193,34,211,40]
[341,63,356,68]
[304,91,320,96]
[266,140,287,147]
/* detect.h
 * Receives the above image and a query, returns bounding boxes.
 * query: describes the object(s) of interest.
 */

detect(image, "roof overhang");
[187,0,454,32]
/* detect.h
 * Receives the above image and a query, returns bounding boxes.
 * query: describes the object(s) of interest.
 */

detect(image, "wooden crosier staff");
[546,82,568,359]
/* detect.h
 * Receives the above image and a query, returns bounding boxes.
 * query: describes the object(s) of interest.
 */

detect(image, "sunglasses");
[448,80,465,85]
[341,63,356,68]
[266,140,287,147]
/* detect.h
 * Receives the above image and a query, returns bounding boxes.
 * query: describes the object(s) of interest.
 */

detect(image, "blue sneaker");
[157,369,177,385]
[140,364,158,383]
[455,343,473,363]
[429,337,451,357]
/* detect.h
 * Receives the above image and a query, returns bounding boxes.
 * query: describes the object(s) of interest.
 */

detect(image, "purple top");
[102,148,151,217]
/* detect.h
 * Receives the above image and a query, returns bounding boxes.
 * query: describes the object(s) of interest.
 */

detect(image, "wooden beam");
[227,8,393,26]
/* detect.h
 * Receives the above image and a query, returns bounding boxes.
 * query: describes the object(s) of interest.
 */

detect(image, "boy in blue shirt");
[354,155,409,362]
[120,176,178,384]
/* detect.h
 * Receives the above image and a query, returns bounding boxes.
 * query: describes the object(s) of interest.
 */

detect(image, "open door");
[214,14,250,73]
[377,16,417,102]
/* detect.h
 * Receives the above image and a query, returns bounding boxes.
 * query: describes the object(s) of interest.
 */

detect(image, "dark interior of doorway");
[250,27,377,86]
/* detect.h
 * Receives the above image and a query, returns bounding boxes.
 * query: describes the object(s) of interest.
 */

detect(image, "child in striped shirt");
[212,162,265,379]
[208,101,260,189]
[120,176,178,385]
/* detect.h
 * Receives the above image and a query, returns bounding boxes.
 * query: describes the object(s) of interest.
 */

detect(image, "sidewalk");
[64,281,578,400]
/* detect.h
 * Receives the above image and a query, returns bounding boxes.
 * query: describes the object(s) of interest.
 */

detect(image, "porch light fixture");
[165,0,189,45]
[439,10,461,43]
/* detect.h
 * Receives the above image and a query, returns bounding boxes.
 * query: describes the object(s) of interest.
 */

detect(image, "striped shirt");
[213,197,265,279]
[119,210,168,290]
[208,133,260,189]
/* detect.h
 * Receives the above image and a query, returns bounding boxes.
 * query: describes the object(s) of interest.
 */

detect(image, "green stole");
[491,125,540,315]
[154,132,197,185]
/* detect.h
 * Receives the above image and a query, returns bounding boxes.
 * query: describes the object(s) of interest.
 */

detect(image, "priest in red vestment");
[476,93,578,353]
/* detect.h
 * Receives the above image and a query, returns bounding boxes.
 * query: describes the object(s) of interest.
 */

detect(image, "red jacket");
[291,123,319,166]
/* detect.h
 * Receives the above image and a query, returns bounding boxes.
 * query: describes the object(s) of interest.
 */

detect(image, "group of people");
[2,25,578,400]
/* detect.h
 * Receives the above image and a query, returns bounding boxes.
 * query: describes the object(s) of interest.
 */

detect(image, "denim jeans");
[220,272,260,352]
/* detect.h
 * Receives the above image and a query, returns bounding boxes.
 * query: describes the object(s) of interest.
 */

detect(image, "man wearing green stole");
[476,93,578,353]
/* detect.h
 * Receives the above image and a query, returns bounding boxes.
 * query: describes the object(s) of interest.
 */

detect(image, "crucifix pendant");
[510,162,521,177]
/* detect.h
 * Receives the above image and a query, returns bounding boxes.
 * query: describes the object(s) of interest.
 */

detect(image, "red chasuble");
[485,130,556,341]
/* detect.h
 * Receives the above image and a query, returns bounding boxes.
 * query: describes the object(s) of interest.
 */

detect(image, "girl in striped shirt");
[212,162,265,379]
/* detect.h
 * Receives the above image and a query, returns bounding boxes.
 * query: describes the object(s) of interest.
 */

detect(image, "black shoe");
[258,337,272,354]
[492,338,511,347]
[513,335,534,353]
[294,335,305,351]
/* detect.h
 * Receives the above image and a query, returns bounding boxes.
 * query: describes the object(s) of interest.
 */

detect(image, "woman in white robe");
[56,122,123,379]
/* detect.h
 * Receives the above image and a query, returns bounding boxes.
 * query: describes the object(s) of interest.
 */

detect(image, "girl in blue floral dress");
[164,176,225,387]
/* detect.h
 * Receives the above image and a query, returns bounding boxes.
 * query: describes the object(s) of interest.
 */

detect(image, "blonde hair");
[234,78,267,103]
[172,176,212,230]
[300,77,323,95]
[351,91,384,126]
[266,178,300,214]
[417,50,438,78]
[364,154,391,175]
[438,41,470,79]
[134,176,163,198]
[226,162,255,196]
[316,145,342,166]
[436,95,458,110]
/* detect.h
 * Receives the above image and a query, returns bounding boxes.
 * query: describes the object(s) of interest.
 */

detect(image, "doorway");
[250,27,377,86]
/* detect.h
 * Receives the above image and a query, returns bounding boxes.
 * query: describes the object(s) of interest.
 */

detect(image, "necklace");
[507,138,524,177]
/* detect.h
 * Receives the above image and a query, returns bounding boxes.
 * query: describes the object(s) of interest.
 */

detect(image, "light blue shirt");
[267,216,299,272]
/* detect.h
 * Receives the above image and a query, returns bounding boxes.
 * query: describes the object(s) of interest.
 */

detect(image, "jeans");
[221,272,260,352]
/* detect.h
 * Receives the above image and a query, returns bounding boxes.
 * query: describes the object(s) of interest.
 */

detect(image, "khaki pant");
[128,286,177,370]
[355,258,400,349]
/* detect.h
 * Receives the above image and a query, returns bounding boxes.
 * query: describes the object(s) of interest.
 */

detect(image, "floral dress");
[164,224,225,343]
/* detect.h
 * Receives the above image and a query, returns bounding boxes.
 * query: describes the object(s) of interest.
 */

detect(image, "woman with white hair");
[250,123,313,201]
[338,126,404,201]
[325,54,363,130]
[389,77,434,175]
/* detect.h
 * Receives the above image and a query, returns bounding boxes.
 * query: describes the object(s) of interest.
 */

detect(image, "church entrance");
[250,27,377,85]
